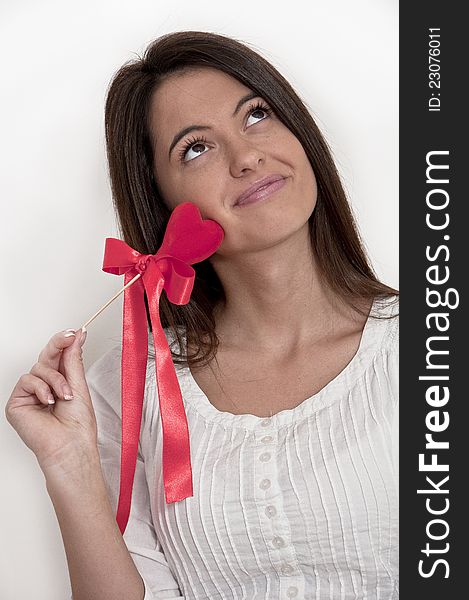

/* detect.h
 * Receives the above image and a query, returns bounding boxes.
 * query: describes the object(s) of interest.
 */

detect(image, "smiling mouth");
[234,177,287,207]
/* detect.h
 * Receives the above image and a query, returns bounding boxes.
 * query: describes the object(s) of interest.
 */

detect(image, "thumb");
[62,328,89,398]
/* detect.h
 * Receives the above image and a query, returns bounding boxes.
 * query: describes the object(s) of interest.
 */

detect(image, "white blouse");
[85,294,399,600]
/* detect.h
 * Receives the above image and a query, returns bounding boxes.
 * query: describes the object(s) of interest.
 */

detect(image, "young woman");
[6,31,399,600]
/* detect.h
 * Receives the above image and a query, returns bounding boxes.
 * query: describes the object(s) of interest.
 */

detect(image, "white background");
[0,1,398,597]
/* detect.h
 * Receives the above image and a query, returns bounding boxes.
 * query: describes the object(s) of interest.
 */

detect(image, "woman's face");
[148,67,317,256]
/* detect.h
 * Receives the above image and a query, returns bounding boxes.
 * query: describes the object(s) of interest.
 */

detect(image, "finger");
[61,328,89,400]
[37,329,78,369]
[29,362,74,401]
[14,373,56,407]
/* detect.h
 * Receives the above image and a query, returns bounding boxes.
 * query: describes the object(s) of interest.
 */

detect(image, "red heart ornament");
[159,202,225,264]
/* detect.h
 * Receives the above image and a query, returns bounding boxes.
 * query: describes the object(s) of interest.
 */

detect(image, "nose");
[228,137,265,177]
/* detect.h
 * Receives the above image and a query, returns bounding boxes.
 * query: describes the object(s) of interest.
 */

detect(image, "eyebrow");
[168,91,259,159]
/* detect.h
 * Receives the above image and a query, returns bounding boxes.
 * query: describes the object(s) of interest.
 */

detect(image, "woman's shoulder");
[372,293,399,354]
[371,294,399,408]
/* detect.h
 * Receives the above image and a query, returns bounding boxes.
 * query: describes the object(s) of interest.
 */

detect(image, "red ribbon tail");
[146,268,194,504]
[116,272,148,536]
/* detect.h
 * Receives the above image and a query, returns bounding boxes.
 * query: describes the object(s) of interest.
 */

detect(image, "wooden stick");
[80,272,142,331]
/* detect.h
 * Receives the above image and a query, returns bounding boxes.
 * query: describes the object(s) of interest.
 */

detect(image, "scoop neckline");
[176,295,395,430]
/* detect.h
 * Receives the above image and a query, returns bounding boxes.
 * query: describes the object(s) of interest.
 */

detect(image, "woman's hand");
[5,328,99,474]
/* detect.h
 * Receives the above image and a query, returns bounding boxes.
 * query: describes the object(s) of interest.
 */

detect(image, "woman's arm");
[45,449,145,600]
[5,330,147,599]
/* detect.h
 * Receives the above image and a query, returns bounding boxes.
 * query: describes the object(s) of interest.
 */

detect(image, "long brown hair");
[104,30,398,368]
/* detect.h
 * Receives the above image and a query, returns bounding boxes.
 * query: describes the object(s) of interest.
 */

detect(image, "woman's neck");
[209,224,352,356]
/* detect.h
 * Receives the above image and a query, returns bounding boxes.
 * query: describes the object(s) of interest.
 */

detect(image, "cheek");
[279,133,315,182]
[156,170,224,222]
[303,160,317,196]
[174,171,217,207]
[292,145,317,198]
[153,166,196,210]
[168,160,225,203]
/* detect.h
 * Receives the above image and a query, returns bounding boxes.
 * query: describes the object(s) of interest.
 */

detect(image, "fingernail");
[63,385,74,400]
[47,395,55,405]
[64,331,76,338]
[79,326,87,346]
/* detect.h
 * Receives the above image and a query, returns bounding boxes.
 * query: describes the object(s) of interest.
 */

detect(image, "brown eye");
[191,143,206,154]
[179,135,209,163]
[246,102,272,127]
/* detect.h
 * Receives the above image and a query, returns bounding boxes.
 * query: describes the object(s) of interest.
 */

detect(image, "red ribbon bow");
[102,202,224,535]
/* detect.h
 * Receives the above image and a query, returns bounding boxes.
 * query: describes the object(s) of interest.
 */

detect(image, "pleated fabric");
[85,295,399,600]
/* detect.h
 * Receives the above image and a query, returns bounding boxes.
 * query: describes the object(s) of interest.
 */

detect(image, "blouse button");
[259,478,271,490]
[287,586,298,597]
[265,505,277,518]
[259,452,271,462]
[272,536,285,549]
[261,435,274,443]
[261,419,271,427]
[281,563,294,575]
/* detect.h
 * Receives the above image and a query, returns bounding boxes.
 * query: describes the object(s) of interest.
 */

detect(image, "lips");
[234,175,286,206]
